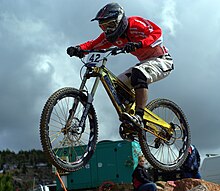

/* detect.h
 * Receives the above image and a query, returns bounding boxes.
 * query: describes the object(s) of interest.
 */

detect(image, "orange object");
[56,171,68,191]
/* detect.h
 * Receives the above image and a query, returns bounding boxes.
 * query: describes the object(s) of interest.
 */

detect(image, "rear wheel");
[139,98,191,171]
[40,87,98,172]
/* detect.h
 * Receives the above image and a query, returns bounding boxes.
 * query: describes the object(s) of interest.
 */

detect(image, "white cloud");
[34,55,54,74]
[161,0,180,36]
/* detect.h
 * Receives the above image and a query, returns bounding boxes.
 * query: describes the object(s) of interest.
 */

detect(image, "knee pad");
[131,68,148,89]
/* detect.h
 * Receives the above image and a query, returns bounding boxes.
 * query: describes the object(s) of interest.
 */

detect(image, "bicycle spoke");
[139,99,190,171]
[40,88,98,171]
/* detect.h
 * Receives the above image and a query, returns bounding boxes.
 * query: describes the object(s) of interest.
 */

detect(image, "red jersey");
[79,16,168,61]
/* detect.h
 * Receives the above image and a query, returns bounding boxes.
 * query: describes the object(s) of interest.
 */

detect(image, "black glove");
[67,46,84,58]
[124,42,142,53]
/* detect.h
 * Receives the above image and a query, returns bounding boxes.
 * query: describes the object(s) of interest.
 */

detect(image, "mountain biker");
[67,2,174,129]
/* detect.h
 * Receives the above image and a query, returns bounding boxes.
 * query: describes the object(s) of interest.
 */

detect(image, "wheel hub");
[61,117,83,142]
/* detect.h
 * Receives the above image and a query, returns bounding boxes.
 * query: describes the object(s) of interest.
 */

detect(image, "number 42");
[88,54,101,63]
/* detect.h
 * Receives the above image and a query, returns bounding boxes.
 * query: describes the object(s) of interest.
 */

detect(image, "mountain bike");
[40,47,191,172]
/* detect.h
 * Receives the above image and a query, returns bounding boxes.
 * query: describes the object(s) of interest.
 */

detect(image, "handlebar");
[82,47,126,56]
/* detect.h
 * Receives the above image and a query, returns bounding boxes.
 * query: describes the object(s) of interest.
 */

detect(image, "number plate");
[85,53,105,65]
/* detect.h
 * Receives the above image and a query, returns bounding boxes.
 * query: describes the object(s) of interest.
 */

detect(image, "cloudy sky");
[1,0,220,161]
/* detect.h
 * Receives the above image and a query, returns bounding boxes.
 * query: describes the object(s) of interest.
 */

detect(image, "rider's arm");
[130,17,163,48]
[79,33,113,50]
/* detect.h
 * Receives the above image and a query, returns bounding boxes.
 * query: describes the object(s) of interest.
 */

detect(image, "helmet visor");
[99,19,118,32]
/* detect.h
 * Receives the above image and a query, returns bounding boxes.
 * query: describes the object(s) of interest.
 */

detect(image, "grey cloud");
[0,0,220,160]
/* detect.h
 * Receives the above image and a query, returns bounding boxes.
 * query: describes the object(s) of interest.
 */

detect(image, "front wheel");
[139,98,191,172]
[40,87,98,172]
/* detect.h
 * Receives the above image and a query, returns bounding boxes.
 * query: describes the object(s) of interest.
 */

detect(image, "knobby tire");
[138,98,191,172]
[40,87,98,172]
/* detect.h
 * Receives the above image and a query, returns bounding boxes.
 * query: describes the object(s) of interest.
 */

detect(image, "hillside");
[0,149,56,190]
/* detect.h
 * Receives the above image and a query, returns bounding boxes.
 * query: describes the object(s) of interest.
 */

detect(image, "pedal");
[121,113,144,132]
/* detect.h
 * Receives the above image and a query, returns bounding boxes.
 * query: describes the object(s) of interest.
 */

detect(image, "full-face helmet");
[91,3,128,43]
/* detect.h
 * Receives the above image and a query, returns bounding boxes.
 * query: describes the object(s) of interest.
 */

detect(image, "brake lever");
[111,48,118,55]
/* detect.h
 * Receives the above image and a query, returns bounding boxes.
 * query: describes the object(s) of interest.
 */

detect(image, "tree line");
[0,149,47,169]
[0,149,54,191]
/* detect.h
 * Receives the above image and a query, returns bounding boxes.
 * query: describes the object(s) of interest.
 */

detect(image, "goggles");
[99,19,118,32]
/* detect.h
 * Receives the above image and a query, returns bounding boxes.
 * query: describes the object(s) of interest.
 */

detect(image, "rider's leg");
[118,67,148,117]
[133,56,173,114]
[131,68,148,116]
[134,88,148,122]
[131,88,148,126]
[121,57,173,127]
[122,68,148,128]
[135,88,148,111]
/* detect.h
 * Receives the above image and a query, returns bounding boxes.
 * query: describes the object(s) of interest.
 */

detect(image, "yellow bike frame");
[86,58,174,140]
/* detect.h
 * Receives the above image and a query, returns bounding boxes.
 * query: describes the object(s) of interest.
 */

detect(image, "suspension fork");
[78,59,107,130]
[64,69,90,132]
[66,66,103,132]
[78,69,103,130]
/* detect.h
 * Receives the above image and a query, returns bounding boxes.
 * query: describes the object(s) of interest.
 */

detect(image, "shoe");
[121,112,144,130]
